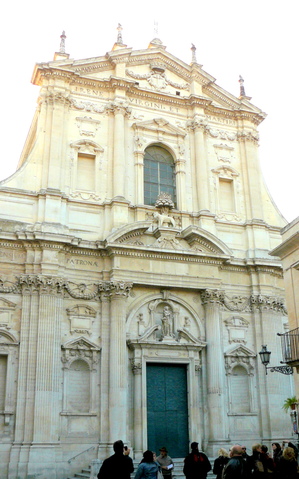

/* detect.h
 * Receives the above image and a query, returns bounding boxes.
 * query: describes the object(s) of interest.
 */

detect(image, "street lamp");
[259,345,293,375]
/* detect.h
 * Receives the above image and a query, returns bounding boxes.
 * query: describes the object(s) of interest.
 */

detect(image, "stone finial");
[155,192,175,210]
[117,23,123,45]
[59,31,66,54]
[239,75,246,97]
[191,44,197,64]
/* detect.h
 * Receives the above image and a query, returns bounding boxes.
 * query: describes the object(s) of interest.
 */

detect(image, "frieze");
[126,69,189,92]
[0,276,133,301]
[223,295,250,312]
[128,96,181,113]
[0,249,26,263]
[69,98,105,113]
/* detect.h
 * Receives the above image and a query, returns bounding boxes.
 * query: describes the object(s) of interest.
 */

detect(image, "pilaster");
[201,289,227,442]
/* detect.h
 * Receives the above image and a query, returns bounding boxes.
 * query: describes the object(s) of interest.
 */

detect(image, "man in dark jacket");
[223,445,246,479]
[183,442,211,479]
[97,440,134,479]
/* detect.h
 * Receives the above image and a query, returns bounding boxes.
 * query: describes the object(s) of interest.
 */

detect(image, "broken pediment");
[61,336,101,370]
[105,221,233,259]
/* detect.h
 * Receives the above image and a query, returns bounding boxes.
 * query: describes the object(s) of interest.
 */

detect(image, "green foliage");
[282,396,298,413]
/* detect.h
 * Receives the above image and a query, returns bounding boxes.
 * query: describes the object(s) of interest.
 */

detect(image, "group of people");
[97,440,211,479]
[214,441,299,478]
[96,439,299,479]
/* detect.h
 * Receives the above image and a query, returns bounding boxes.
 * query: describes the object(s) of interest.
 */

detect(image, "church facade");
[0,29,294,479]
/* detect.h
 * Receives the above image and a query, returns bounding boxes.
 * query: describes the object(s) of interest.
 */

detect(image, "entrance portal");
[146,363,189,457]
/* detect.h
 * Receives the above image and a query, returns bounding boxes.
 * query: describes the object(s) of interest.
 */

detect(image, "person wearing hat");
[156,446,174,478]
[183,442,211,479]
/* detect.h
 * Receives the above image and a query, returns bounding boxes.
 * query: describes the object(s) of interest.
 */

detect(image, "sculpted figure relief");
[161,305,173,338]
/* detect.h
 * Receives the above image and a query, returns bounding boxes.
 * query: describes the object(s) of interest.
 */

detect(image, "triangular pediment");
[225,344,256,358]
[62,336,100,351]
[133,118,186,137]
[32,46,265,121]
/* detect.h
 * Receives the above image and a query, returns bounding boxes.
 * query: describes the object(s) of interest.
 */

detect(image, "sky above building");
[1,0,298,222]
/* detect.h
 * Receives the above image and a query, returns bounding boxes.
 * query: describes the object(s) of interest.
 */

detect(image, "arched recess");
[61,337,101,415]
[224,345,257,415]
[0,330,19,426]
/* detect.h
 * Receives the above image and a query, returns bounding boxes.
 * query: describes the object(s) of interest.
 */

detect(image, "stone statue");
[161,306,173,337]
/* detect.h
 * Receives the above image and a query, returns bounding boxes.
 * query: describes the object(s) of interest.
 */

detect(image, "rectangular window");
[76,154,95,191]
[219,178,235,212]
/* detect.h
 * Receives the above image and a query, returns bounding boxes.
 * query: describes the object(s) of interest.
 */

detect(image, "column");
[108,281,132,442]
[33,285,62,443]
[99,287,111,448]
[134,146,145,205]
[192,118,210,211]
[112,103,129,198]
[201,289,227,442]
[131,358,143,458]
[175,157,187,211]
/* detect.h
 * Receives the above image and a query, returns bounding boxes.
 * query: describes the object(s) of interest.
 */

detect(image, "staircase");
[67,458,216,479]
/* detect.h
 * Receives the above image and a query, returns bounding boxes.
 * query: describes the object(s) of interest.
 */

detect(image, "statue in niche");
[161,305,173,338]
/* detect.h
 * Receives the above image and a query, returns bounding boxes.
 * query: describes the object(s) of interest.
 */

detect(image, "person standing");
[156,447,174,479]
[213,448,229,479]
[183,442,211,479]
[134,450,159,479]
[276,446,298,479]
[222,445,246,479]
[97,440,134,479]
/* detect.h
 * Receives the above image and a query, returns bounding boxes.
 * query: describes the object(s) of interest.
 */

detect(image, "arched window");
[144,146,176,206]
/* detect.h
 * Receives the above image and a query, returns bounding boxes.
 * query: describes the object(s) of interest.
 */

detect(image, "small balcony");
[278,327,299,367]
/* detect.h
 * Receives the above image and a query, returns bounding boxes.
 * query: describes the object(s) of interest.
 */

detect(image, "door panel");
[146,363,189,457]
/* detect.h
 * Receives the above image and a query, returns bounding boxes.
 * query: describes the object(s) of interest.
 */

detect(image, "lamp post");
[259,345,293,375]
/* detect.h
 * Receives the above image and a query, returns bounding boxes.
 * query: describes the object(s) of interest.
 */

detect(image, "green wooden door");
[146,363,189,457]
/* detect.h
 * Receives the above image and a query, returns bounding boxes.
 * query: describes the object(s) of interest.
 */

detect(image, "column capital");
[200,289,224,305]
[99,281,133,299]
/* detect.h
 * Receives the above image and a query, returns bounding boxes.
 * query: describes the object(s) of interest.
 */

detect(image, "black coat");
[222,456,246,479]
[97,453,134,479]
[213,455,229,479]
[183,451,211,479]
[276,457,298,479]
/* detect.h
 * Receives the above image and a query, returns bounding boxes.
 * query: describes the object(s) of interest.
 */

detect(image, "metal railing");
[68,446,95,463]
[278,327,299,364]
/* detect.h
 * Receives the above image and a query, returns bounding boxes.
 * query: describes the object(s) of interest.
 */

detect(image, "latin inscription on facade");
[66,257,99,269]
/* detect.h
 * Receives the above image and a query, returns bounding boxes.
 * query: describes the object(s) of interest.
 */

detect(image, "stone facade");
[0,32,294,478]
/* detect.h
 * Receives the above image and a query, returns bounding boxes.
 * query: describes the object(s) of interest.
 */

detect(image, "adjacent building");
[0,28,294,479]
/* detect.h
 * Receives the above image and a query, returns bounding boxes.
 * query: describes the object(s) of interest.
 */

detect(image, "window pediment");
[133,118,186,138]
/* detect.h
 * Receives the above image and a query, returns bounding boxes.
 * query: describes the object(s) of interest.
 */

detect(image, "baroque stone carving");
[224,316,249,344]
[61,337,100,371]
[76,116,101,137]
[70,98,105,113]
[200,290,224,305]
[126,69,189,92]
[223,295,251,312]
[250,294,287,314]
[224,345,256,376]
[67,305,97,335]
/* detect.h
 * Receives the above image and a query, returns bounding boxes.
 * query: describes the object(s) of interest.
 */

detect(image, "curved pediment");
[105,221,233,258]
